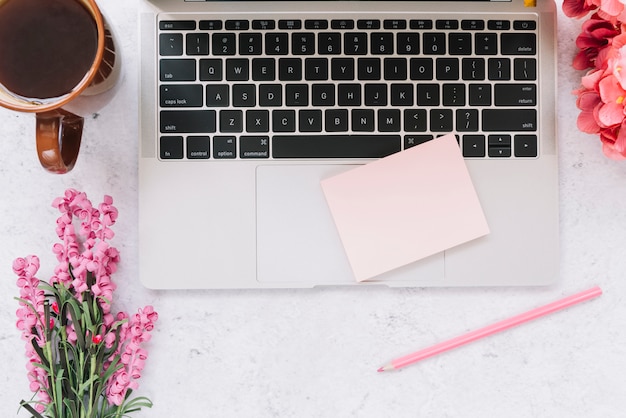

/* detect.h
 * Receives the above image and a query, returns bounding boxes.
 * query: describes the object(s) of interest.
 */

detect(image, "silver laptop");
[138,0,558,289]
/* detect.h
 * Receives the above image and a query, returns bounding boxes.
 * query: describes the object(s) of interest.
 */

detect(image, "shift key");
[160,110,216,133]
[483,109,536,131]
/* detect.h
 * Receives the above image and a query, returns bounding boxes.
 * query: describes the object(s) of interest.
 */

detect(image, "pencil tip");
[377,367,384,373]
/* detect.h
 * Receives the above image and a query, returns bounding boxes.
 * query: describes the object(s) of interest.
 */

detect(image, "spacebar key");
[273,135,401,158]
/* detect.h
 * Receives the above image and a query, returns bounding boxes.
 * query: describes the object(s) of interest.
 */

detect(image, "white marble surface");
[2,1,626,417]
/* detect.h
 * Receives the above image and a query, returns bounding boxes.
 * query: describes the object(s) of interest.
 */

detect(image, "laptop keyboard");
[157,16,538,160]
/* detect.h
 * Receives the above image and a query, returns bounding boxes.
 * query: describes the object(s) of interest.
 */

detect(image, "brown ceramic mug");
[0,0,119,173]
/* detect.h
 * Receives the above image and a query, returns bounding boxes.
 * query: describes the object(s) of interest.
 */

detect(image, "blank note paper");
[320,133,490,282]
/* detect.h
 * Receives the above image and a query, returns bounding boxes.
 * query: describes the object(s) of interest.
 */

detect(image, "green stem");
[86,354,97,418]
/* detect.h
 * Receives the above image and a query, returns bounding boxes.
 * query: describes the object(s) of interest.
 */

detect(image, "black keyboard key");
[410,20,433,30]
[469,84,491,106]
[404,109,427,132]
[358,19,380,30]
[206,85,229,107]
[443,84,465,106]
[241,136,269,158]
[501,33,536,55]
[384,19,406,29]
[462,58,485,80]
[513,20,537,31]
[461,20,484,31]
[494,84,536,106]
[199,59,222,81]
[332,20,354,30]
[410,58,434,80]
[160,59,196,81]
[160,21,196,31]
[299,110,323,132]
[305,58,329,80]
[436,20,458,30]
[514,135,538,157]
[424,33,446,55]
[384,58,407,80]
[483,109,537,131]
[279,19,302,30]
[199,20,223,31]
[338,84,361,106]
[160,85,203,107]
[273,110,296,132]
[226,59,249,81]
[273,135,400,158]
[456,109,479,131]
[488,58,511,80]
[345,33,368,55]
[352,109,375,131]
[293,33,315,55]
[449,33,472,55]
[430,109,453,132]
[514,58,537,80]
[332,58,355,80]
[246,110,270,132]
[220,110,243,132]
[436,58,459,80]
[462,135,485,157]
[187,136,210,159]
[378,109,401,132]
[405,135,433,149]
[186,33,209,55]
[214,136,236,159]
[371,33,394,55]
[488,20,510,31]
[358,58,381,80]
[391,84,414,106]
[160,136,183,159]
[417,84,439,106]
[259,84,282,106]
[232,84,256,107]
[319,33,341,55]
[397,33,420,55]
[253,20,275,30]
[306,20,329,30]
[475,33,497,55]
[160,110,216,133]
[279,58,303,81]
[326,109,349,132]
[311,84,335,106]
[240,33,263,55]
[213,33,236,55]
[364,84,387,106]
[285,84,308,106]
[252,58,276,81]
[266,33,289,55]
[159,33,183,56]
[225,20,249,30]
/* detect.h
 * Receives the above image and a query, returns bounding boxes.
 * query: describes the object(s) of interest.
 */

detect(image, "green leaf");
[66,299,86,350]
[19,400,46,418]
[30,339,50,369]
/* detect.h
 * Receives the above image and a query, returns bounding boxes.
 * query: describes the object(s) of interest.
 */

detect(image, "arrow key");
[462,135,485,157]
[514,134,537,157]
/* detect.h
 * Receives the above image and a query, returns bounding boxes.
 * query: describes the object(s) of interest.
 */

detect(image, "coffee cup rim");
[0,0,106,113]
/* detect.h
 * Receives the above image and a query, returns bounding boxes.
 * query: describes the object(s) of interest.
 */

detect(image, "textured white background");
[1,1,625,416]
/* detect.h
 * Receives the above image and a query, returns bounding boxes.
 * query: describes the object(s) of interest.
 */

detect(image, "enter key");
[494,84,536,106]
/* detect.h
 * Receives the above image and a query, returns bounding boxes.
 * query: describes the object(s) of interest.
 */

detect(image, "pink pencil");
[378,286,603,372]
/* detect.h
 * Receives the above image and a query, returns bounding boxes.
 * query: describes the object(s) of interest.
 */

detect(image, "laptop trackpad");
[256,164,444,285]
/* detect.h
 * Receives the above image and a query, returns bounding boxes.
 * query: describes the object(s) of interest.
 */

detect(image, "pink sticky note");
[321,133,490,282]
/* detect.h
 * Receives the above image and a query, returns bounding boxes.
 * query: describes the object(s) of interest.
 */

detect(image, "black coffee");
[0,0,98,100]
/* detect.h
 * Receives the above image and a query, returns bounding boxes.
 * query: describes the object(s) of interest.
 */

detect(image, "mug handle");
[35,109,84,174]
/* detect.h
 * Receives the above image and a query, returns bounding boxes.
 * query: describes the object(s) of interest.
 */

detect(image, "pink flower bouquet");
[13,189,157,417]
[564,0,626,158]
